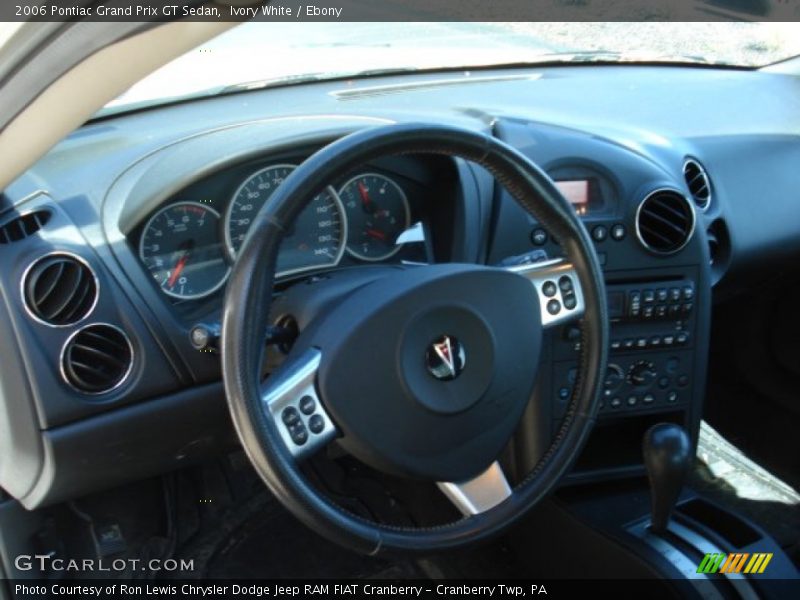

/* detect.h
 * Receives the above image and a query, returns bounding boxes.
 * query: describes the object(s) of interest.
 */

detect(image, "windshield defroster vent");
[0,210,51,244]
[683,159,711,210]
[635,190,695,255]
[62,324,133,394]
[23,253,98,326]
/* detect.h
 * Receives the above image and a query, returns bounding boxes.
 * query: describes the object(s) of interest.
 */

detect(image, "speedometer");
[225,164,346,276]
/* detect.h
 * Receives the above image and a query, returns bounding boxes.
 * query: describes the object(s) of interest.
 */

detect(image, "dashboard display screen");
[555,180,590,215]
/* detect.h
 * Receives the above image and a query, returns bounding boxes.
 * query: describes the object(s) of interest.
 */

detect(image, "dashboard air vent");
[24,254,97,326]
[683,159,711,210]
[636,190,695,255]
[62,324,132,394]
[0,210,51,244]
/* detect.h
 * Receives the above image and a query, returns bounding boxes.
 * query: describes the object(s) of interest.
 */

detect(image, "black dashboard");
[1,63,799,508]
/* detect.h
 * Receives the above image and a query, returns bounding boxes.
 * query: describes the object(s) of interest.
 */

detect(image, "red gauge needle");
[357,182,372,208]
[168,254,189,288]
[366,228,386,241]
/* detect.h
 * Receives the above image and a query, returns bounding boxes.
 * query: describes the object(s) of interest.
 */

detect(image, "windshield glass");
[102,22,800,116]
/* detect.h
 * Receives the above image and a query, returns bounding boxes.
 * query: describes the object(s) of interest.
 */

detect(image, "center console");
[489,118,712,483]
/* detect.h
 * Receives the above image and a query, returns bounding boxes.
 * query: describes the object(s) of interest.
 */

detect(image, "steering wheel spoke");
[437,462,513,516]
[506,258,585,328]
[260,348,338,460]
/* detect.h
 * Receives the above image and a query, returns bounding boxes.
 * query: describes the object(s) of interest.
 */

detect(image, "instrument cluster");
[133,160,421,301]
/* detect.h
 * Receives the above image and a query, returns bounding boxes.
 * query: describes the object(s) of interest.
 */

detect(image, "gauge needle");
[357,182,373,210]
[168,254,189,288]
[366,228,386,241]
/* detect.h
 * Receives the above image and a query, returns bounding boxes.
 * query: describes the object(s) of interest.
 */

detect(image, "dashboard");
[1,63,799,509]
[127,153,438,319]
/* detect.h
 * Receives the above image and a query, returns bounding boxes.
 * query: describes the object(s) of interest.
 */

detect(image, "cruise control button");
[547,299,561,315]
[531,228,548,246]
[299,395,316,415]
[563,294,577,310]
[611,224,626,240]
[308,414,325,434]
[542,280,558,297]
[282,407,300,427]
[558,275,574,293]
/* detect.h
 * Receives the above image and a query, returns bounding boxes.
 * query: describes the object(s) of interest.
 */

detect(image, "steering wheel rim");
[222,123,609,555]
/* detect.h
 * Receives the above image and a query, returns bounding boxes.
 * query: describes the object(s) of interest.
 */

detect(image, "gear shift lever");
[643,423,692,533]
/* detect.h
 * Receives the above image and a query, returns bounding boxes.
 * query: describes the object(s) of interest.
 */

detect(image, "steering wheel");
[221,123,608,555]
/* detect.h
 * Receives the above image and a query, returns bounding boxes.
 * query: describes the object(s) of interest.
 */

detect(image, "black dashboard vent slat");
[24,254,98,326]
[62,324,132,394]
[683,159,711,210]
[636,190,695,255]
[0,210,51,244]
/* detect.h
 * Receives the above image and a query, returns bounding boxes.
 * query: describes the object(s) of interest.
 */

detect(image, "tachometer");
[225,164,346,276]
[139,202,230,299]
[338,173,410,261]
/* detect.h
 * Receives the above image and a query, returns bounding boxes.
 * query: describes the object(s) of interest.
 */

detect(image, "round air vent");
[61,324,133,394]
[23,253,97,326]
[635,189,695,255]
[683,159,711,210]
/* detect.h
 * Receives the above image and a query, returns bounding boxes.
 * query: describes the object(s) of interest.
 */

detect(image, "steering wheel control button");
[282,407,301,426]
[299,395,316,415]
[591,225,608,242]
[289,423,308,446]
[610,224,626,241]
[531,228,548,246]
[563,294,577,310]
[425,334,466,381]
[308,414,325,434]
[542,280,557,297]
[558,275,574,293]
[547,299,561,315]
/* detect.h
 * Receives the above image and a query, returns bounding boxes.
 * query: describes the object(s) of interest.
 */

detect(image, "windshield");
[102,22,800,116]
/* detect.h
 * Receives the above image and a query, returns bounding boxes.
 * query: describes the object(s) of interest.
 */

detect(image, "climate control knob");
[628,360,657,388]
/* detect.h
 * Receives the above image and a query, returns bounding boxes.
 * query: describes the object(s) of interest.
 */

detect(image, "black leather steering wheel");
[222,123,608,555]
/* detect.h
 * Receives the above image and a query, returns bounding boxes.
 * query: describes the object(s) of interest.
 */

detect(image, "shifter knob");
[643,423,692,533]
